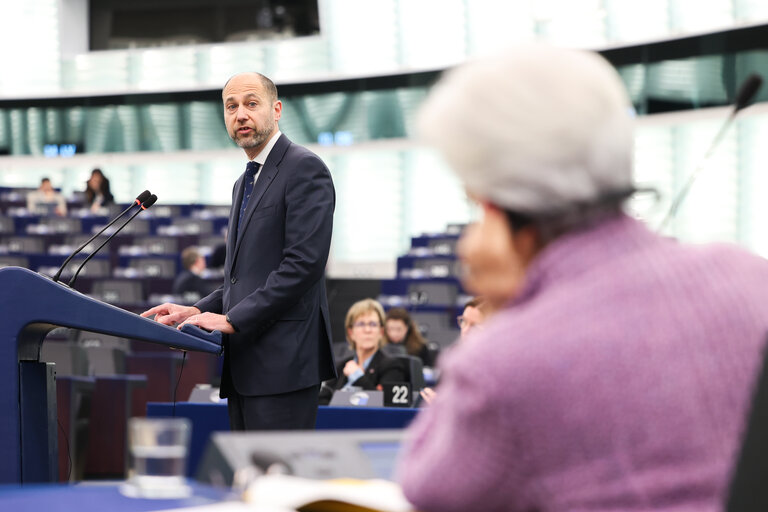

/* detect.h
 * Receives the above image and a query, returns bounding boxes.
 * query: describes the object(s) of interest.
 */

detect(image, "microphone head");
[135,190,151,204]
[141,194,158,210]
[735,74,763,112]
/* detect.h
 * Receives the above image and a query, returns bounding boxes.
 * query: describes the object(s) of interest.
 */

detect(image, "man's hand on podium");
[142,303,235,335]
[141,303,200,327]
[178,312,235,334]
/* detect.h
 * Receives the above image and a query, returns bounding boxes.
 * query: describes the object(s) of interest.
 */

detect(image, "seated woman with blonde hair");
[319,299,406,405]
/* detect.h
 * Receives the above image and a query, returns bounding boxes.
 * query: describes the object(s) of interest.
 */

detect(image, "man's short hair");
[181,247,201,270]
[223,72,278,103]
[464,296,487,313]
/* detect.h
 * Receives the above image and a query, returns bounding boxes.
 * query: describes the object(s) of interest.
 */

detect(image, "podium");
[0,267,223,484]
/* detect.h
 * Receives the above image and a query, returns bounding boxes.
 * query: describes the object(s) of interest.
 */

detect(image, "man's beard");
[234,123,274,149]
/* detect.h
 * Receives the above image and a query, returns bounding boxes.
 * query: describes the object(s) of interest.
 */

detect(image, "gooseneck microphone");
[657,74,763,231]
[52,190,152,283]
[68,194,158,288]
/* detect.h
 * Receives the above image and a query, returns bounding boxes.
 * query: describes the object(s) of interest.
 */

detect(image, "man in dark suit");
[142,72,336,430]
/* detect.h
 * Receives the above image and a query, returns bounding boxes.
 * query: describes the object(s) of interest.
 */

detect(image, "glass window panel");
[398,0,466,68]
[734,0,768,20]
[188,102,232,150]
[672,119,739,242]
[402,149,475,246]
[321,0,399,73]
[629,123,675,225]
[64,52,131,92]
[131,164,200,204]
[205,44,267,88]
[268,38,331,81]
[0,1,60,95]
[533,0,607,47]
[7,0,768,97]
[328,150,403,264]
[646,57,728,107]
[604,0,669,44]
[134,48,199,90]
[669,0,734,33]
[465,0,535,55]
[197,159,243,205]
[737,113,768,256]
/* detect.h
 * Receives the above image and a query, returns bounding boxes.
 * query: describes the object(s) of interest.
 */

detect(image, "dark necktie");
[237,161,260,234]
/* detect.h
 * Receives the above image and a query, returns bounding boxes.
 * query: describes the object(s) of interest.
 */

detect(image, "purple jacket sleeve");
[396,345,526,512]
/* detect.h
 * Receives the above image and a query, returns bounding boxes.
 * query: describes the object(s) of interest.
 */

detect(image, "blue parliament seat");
[96,217,151,236]
[161,217,214,235]
[29,217,82,235]
[0,255,29,269]
[123,256,177,278]
[0,216,14,235]
[130,235,180,255]
[146,204,182,218]
[1,235,46,254]
[397,254,460,278]
[91,279,145,305]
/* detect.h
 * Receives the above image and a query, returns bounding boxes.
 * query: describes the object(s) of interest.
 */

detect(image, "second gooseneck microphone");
[657,74,763,231]
[52,190,152,283]
[68,194,158,288]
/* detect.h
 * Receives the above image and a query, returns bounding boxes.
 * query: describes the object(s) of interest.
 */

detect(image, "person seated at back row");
[456,296,487,338]
[26,177,67,216]
[384,307,432,366]
[420,296,488,405]
[173,247,218,303]
[319,298,406,405]
[84,168,114,213]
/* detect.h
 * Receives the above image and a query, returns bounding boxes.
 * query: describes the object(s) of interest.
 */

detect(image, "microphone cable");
[172,351,187,418]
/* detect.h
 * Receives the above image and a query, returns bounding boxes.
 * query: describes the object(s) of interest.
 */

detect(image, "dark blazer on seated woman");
[319,350,406,405]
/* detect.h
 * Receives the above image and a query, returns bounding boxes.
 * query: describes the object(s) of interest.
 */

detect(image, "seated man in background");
[396,44,768,512]
[173,247,216,303]
[419,296,488,404]
[319,299,405,405]
[456,296,487,338]
[26,177,67,216]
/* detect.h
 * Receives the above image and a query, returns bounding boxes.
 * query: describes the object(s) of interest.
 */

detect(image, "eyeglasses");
[352,321,381,330]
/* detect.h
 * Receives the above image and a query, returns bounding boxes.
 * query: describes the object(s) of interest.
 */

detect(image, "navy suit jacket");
[195,134,336,397]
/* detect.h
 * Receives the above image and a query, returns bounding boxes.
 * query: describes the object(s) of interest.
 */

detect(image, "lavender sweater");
[397,215,768,512]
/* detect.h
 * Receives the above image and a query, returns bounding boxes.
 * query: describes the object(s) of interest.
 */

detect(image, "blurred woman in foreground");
[396,44,768,512]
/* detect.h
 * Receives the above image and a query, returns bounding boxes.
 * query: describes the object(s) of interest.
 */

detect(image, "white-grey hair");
[417,44,635,219]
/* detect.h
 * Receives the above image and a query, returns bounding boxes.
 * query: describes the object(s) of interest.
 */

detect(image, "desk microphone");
[68,194,157,288]
[657,73,763,231]
[52,190,152,283]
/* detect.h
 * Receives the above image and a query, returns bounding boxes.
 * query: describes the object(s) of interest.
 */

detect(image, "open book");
[243,474,416,512]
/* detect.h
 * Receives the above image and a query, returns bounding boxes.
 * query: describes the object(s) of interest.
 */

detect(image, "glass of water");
[120,417,192,499]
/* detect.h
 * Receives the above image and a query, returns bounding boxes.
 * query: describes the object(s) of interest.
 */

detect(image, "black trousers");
[226,382,320,431]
